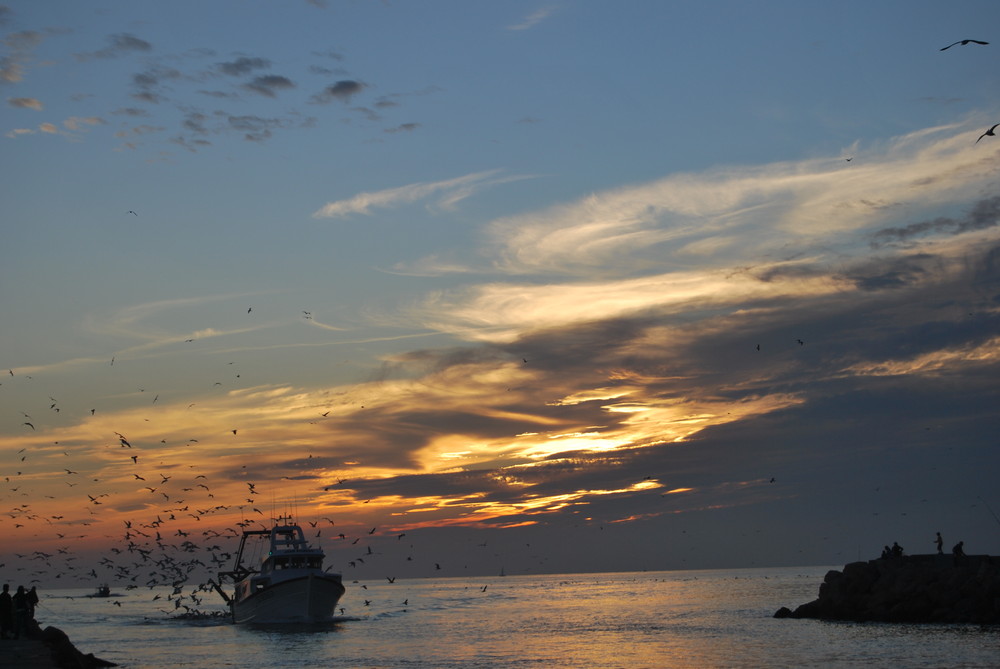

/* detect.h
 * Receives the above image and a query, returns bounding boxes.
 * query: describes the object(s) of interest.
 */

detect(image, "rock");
[775,554,1000,623]
[772,606,793,618]
[41,625,117,668]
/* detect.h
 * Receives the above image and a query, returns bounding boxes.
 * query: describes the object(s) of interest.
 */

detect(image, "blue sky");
[2,1,1000,587]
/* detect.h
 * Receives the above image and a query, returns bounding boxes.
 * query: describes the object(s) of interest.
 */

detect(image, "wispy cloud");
[7,96,41,110]
[216,56,271,76]
[242,74,296,98]
[75,33,152,61]
[507,6,558,31]
[474,121,999,279]
[1,30,45,83]
[312,170,531,219]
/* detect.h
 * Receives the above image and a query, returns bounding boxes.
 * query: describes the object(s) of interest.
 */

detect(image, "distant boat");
[87,585,112,597]
[213,519,345,624]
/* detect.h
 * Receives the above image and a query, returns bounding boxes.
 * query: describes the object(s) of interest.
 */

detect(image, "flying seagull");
[940,39,988,51]
[128,210,138,216]
[976,123,999,143]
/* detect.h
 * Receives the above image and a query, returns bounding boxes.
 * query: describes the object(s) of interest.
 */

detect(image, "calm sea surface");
[29,567,1000,668]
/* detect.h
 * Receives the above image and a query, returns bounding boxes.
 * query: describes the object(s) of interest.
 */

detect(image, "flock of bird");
[2,317,509,618]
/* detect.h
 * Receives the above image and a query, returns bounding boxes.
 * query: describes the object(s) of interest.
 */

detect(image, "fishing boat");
[213,519,345,624]
[88,585,112,597]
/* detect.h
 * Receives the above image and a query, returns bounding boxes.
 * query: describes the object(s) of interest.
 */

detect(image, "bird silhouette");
[939,39,988,51]
[976,124,998,143]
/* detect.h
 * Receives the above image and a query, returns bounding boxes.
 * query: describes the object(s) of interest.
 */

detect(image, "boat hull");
[232,573,345,624]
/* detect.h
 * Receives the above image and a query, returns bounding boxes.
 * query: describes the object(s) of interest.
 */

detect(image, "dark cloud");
[7,96,41,110]
[182,111,210,134]
[845,254,936,291]
[312,48,343,61]
[315,241,1000,543]
[353,106,381,121]
[114,123,164,137]
[5,30,43,50]
[168,135,211,152]
[131,91,163,104]
[216,56,271,76]
[385,122,420,134]
[308,64,337,76]
[1,30,44,83]
[227,114,292,142]
[196,89,239,99]
[111,107,151,117]
[130,66,182,104]
[310,79,367,104]
[242,74,295,98]
[870,195,1000,247]
[76,33,152,60]
[166,108,316,147]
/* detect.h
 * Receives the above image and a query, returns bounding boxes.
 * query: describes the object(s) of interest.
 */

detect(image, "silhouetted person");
[881,545,891,559]
[935,532,944,555]
[0,584,12,639]
[891,541,904,558]
[11,586,27,640]
[952,541,965,564]
[26,586,38,621]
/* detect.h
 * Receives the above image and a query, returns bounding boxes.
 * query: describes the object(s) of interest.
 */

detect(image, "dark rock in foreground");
[775,554,1000,623]
[42,625,117,668]
[10,618,116,668]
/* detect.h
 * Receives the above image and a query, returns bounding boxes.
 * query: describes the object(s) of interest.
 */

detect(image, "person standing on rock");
[935,532,944,554]
[952,541,965,564]
[0,583,12,639]
[11,586,27,640]
[26,586,38,621]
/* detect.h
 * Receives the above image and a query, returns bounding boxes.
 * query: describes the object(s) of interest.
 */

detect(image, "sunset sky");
[2,1,999,590]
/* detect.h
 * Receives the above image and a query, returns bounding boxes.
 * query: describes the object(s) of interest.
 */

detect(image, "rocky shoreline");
[775,554,1000,623]
[6,619,116,669]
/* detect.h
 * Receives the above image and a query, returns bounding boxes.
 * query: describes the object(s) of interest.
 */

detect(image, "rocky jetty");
[6,618,116,668]
[41,625,117,668]
[775,554,1000,623]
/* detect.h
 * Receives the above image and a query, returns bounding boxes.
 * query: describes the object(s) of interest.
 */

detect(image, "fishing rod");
[980,496,1000,531]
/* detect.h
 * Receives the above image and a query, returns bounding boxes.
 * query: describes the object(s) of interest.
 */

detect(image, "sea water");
[26,567,1000,668]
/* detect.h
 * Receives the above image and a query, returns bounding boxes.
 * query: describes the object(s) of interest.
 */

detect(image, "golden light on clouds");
[842,336,1000,378]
